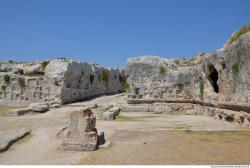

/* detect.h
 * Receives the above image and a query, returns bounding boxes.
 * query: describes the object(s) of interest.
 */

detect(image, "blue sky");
[0,0,249,67]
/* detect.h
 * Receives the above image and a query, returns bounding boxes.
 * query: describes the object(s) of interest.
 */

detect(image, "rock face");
[61,108,98,151]
[0,128,31,152]
[0,59,126,106]
[125,31,250,112]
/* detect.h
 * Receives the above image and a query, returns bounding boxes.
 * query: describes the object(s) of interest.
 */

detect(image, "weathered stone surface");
[0,128,31,152]
[62,108,98,151]
[108,107,121,116]
[62,131,98,151]
[29,103,49,112]
[6,108,32,117]
[102,112,115,120]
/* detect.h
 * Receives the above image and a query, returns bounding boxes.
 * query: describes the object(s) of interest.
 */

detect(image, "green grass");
[159,66,167,75]
[122,82,129,91]
[174,59,180,65]
[4,74,10,84]
[177,83,184,92]
[102,69,109,85]
[40,61,50,70]
[18,78,26,88]
[232,61,239,77]
[228,23,250,45]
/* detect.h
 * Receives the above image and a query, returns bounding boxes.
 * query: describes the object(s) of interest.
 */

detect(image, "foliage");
[159,66,167,75]
[122,83,129,91]
[229,23,250,45]
[102,69,109,84]
[174,59,180,65]
[232,62,239,77]
[18,78,26,88]
[119,74,126,83]
[1,85,6,91]
[4,74,10,84]
[199,81,204,99]
[134,87,140,95]
[89,74,95,84]
[177,83,184,92]
[41,61,50,70]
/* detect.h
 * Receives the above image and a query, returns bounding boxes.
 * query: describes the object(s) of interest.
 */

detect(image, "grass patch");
[122,82,129,91]
[174,59,180,65]
[18,78,26,88]
[102,69,109,85]
[4,74,10,84]
[232,61,239,77]
[0,105,26,116]
[228,23,250,45]
[159,66,167,75]
[40,61,50,70]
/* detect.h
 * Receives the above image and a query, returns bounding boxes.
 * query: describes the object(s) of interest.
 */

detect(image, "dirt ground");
[0,93,250,165]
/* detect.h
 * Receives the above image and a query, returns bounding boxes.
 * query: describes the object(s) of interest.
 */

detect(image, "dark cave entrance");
[207,63,219,93]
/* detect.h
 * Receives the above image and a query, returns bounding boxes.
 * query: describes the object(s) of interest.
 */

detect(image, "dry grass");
[0,105,26,116]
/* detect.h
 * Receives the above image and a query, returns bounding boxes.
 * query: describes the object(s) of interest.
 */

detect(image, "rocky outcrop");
[125,31,250,113]
[0,128,31,152]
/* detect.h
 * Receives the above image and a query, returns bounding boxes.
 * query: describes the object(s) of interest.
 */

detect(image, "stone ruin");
[125,31,250,114]
[0,59,126,106]
[61,108,98,151]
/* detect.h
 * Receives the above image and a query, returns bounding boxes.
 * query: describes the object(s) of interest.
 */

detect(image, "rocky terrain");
[0,25,250,165]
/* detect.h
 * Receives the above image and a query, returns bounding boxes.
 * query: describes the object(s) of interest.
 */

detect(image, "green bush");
[174,59,180,65]
[41,61,50,70]
[159,66,167,75]
[1,85,6,91]
[177,83,184,91]
[4,74,10,84]
[122,83,129,91]
[232,62,239,77]
[199,81,204,99]
[89,74,95,84]
[134,87,140,95]
[57,57,67,61]
[18,78,26,88]
[102,69,109,84]
[229,23,250,45]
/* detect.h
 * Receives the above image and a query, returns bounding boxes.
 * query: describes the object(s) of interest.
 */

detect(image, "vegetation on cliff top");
[228,23,250,45]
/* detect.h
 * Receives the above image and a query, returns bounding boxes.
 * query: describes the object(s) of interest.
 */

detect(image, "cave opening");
[207,63,219,93]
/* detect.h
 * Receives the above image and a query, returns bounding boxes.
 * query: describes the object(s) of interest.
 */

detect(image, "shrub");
[199,81,204,99]
[159,66,167,75]
[177,83,184,92]
[228,23,250,45]
[232,62,239,77]
[102,69,109,84]
[1,85,6,91]
[174,59,180,65]
[89,74,94,84]
[41,61,50,70]
[4,74,10,84]
[18,78,26,88]
[122,83,129,91]
[119,75,126,83]
[134,87,140,95]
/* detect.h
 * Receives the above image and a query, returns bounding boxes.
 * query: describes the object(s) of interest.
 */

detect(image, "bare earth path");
[0,93,250,165]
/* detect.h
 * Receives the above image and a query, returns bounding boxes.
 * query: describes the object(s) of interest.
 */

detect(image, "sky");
[0,0,249,67]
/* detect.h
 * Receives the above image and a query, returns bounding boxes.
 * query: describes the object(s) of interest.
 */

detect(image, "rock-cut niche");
[207,63,219,93]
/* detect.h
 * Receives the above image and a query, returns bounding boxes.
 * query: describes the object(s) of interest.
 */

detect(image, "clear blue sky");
[0,0,249,67]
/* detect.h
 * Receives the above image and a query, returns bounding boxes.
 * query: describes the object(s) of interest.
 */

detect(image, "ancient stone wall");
[0,59,125,105]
